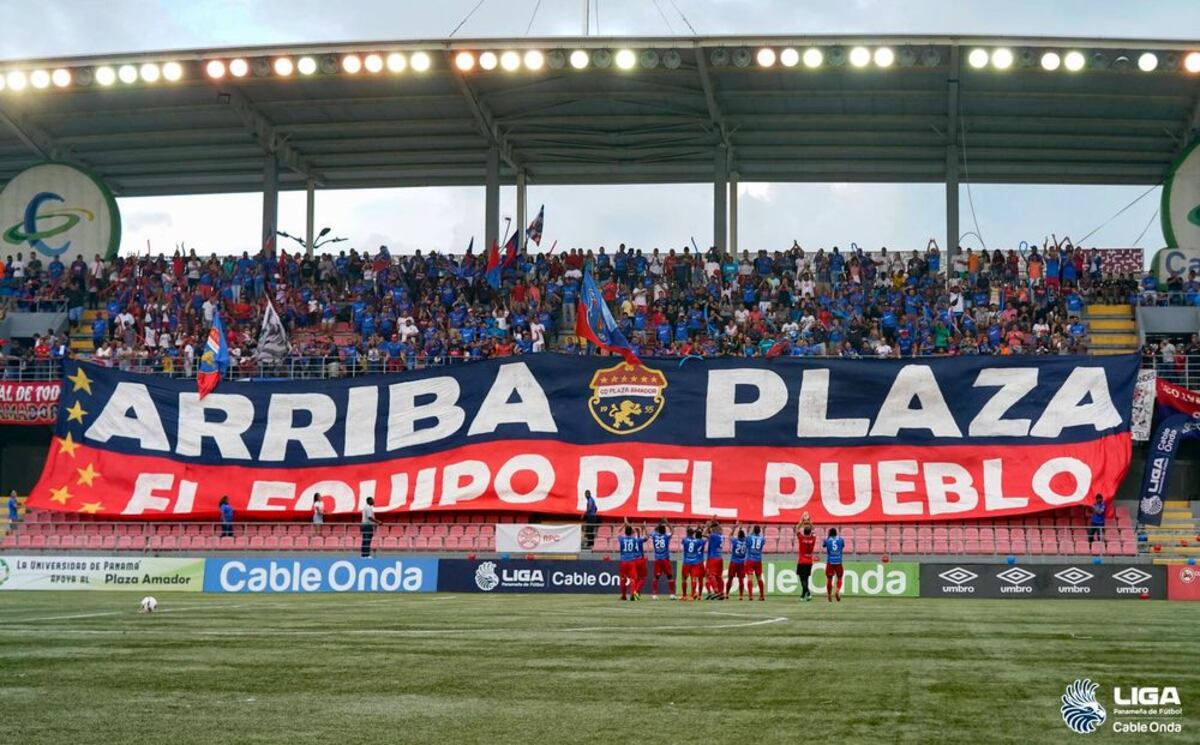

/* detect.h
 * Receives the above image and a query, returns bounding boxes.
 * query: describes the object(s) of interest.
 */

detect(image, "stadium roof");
[0,34,1198,197]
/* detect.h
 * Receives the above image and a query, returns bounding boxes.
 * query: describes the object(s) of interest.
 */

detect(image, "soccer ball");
[140,596,158,613]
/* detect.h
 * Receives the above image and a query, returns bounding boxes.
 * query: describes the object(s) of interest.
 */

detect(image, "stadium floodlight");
[229,58,249,77]
[991,48,1014,70]
[803,47,824,68]
[364,54,384,73]
[615,49,637,70]
[849,46,871,68]
[1137,52,1158,72]
[52,68,72,88]
[251,58,271,77]
[709,48,729,66]
[297,56,317,75]
[546,50,566,69]
[1063,51,1085,71]
[139,63,161,83]
[411,52,431,72]
[273,58,294,76]
[386,53,407,72]
[732,48,752,67]
[920,46,941,67]
[897,46,918,67]
[967,48,989,69]
[30,70,51,89]
[162,61,183,81]
[874,47,894,68]
[569,50,588,69]
[639,49,659,69]
[455,51,475,71]
[1090,52,1109,70]
[341,54,362,74]
[779,47,799,68]
[1040,51,1061,71]
[75,67,94,86]
[479,51,498,70]
[592,49,612,68]
[320,55,339,74]
[96,65,118,85]
[0,75,5,93]
[756,48,776,67]
[1186,52,1200,74]
[118,64,139,84]
[826,46,846,66]
[524,50,545,71]
[662,49,682,69]
[6,71,26,91]
[500,50,520,71]
[205,60,225,79]
[1112,55,1132,72]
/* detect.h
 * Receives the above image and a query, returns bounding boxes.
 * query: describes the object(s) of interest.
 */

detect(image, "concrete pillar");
[516,170,527,253]
[262,155,278,254]
[945,47,961,277]
[713,145,728,256]
[305,179,315,257]
[485,146,500,250]
[729,170,739,257]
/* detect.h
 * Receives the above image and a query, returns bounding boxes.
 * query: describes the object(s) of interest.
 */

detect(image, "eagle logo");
[587,362,667,435]
[1061,679,1106,735]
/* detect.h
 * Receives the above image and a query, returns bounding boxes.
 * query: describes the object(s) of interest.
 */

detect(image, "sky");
[3,0,1196,257]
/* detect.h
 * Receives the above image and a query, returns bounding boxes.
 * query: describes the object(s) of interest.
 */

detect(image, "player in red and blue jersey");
[649,521,676,600]
[704,520,726,599]
[617,524,646,601]
[680,528,706,600]
[746,526,766,601]
[822,527,846,603]
[726,527,749,600]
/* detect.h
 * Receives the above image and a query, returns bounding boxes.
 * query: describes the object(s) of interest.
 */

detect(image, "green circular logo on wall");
[1162,140,1200,249]
[0,162,121,262]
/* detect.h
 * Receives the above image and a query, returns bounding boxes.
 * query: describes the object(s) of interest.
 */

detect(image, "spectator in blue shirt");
[1087,494,1106,545]
[219,496,234,538]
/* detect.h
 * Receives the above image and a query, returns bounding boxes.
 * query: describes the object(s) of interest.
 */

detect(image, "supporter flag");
[502,228,520,268]
[484,239,502,288]
[765,338,792,358]
[526,205,544,246]
[263,222,276,254]
[465,236,474,254]
[197,310,229,400]
[575,270,640,366]
[257,299,289,363]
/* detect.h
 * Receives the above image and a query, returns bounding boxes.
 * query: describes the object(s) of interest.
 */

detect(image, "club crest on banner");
[587,362,667,435]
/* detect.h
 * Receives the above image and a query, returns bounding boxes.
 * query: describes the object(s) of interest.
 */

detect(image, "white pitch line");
[562,616,789,633]
[15,610,125,622]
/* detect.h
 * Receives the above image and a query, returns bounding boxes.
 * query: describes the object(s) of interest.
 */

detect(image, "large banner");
[1167,565,1200,601]
[0,381,61,425]
[28,355,1137,524]
[1136,379,1200,525]
[495,523,582,554]
[920,563,1165,599]
[438,558,635,594]
[203,557,438,593]
[0,555,204,591]
[762,560,919,597]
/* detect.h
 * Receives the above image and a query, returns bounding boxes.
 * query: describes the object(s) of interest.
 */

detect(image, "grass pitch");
[1,592,1197,744]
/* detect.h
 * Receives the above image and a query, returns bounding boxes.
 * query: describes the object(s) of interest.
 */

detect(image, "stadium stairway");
[1082,303,1138,356]
[70,309,107,352]
[1142,500,1200,565]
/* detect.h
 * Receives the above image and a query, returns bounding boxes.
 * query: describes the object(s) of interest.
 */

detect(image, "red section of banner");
[27,433,1130,523]
[0,382,61,425]
[1157,379,1200,417]
[1168,565,1200,601]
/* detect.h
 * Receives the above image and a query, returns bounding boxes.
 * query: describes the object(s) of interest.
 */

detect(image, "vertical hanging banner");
[1130,370,1156,443]
[1137,379,1200,525]
[27,355,1137,524]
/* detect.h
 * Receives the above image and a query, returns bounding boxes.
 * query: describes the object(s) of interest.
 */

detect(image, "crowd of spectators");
[0,238,1197,378]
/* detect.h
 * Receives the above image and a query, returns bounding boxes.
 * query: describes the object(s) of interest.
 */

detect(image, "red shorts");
[825,563,845,582]
[687,563,705,579]
[706,558,724,577]
[653,559,673,577]
[636,558,648,578]
[619,560,637,582]
[745,560,763,575]
[727,563,746,578]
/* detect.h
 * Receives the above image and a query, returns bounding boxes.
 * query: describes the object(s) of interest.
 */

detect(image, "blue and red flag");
[484,239,502,288]
[197,310,229,399]
[502,228,520,269]
[575,270,640,366]
[526,205,544,246]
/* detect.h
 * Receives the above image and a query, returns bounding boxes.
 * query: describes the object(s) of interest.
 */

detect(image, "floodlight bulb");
[779,48,799,68]
[96,66,118,85]
[205,60,225,79]
[1064,51,1085,71]
[162,61,183,81]
[342,55,362,74]
[364,54,384,73]
[967,48,989,69]
[615,49,637,70]
[1185,52,1200,74]
[1137,52,1158,72]
[803,48,824,68]
[52,68,71,88]
[569,50,588,69]
[139,63,160,83]
[849,47,870,67]
[500,51,520,71]
[118,64,138,84]
[6,71,26,91]
[229,58,249,77]
[524,50,544,71]
[386,53,407,72]
[756,48,776,67]
[297,57,317,75]
[479,52,498,71]
[455,52,475,71]
[874,47,894,68]
[30,70,50,89]
[410,52,431,72]
[273,58,294,76]
[1040,52,1061,71]
[991,48,1013,70]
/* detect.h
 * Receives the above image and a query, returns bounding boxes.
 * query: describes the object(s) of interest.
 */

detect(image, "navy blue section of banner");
[438,559,652,594]
[1136,413,1198,525]
[57,354,1137,468]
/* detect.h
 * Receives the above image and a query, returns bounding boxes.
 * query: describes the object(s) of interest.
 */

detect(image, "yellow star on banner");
[49,485,73,505]
[66,367,94,395]
[76,462,101,487]
[56,432,80,458]
[78,501,103,515]
[65,400,87,423]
